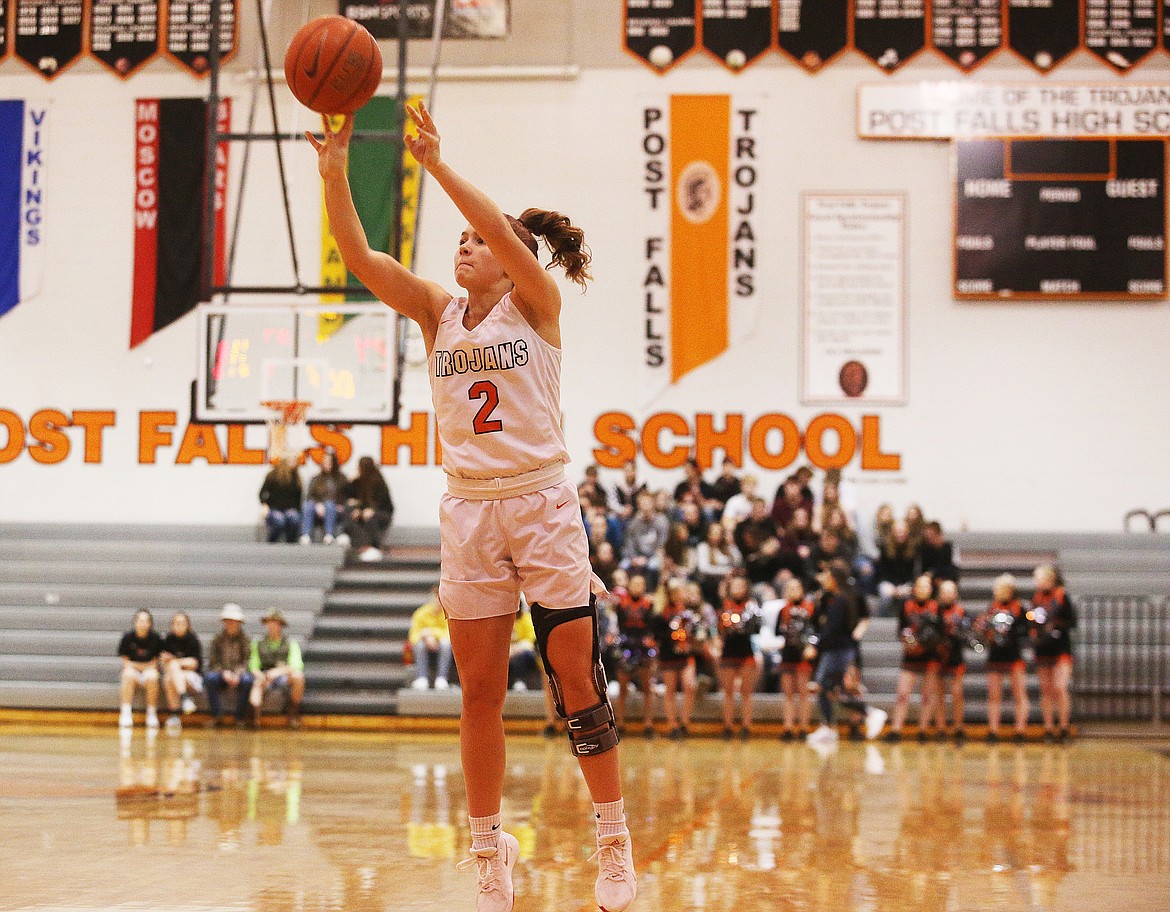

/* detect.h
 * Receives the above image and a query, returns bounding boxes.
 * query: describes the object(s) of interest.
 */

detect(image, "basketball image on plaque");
[165,0,238,75]
[702,0,773,72]
[931,0,1004,72]
[624,0,697,72]
[1007,0,1080,72]
[777,0,849,71]
[89,1,161,78]
[839,360,869,399]
[1083,0,1158,72]
[13,0,86,79]
[852,0,927,72]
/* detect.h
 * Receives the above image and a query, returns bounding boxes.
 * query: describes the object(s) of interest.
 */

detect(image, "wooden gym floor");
[0,723,1167,911]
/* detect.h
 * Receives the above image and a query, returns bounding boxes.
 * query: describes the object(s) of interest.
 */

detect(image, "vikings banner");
[640,94,760,403]
[0,100,48,319]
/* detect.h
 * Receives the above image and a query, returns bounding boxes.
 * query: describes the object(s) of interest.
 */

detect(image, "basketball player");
[307,103,636,912]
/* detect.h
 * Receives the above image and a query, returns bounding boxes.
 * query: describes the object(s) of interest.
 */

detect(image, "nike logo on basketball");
[304,37,324,78]
[556,500,571,509]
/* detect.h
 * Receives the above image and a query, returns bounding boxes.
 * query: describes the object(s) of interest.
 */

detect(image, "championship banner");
[641,95,760,402]
[0,100,47,320]
[341,0,509,40]
[320,96,421,339]
[130,97,230,349]
[13,0,85,78]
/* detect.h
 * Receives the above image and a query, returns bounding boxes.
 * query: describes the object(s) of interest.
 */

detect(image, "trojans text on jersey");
[432,339,530,378]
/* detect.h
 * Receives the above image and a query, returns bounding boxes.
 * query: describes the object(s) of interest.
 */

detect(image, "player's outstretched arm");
[307,115,450,337]
[405,102,561,328]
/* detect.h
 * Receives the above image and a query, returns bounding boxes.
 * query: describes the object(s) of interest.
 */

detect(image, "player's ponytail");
[509,208,593,289]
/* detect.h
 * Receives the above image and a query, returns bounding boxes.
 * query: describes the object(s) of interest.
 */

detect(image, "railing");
[1073,596,1170,722]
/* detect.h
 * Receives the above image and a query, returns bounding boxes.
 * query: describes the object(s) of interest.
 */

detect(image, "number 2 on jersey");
[469,380,503,434]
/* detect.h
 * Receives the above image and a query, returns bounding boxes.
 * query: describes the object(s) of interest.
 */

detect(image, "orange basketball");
[284,16,382,115]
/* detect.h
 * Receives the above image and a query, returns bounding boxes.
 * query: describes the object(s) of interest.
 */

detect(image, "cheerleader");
[768,578,817,740]
[1029,564,1077,742]
[977,573,1030,743]
[932,580,968,742]
[716,574,763,739]
[612,573,657,737]
[887,574,943,742]
[649,578,700,738]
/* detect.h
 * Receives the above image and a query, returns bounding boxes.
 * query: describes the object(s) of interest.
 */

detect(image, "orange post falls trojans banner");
[670,94,730,383]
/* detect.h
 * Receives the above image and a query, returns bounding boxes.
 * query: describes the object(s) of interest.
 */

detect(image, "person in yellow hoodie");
[409,588,453,690]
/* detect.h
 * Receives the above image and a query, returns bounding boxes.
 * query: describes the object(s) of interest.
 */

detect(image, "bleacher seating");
[0,524,340,711]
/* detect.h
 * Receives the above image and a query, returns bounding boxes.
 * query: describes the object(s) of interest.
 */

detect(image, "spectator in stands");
[118,609,164,730]
[916,521,959,582]
[677,500,709,546]
[696,521,741,607]
[649,578,700,739]
[904,503,927,545]
[793,465,815,504]
[820,468,860,531]
[613,574,657,737]
[343,455,394,562]
[716,574,762,739]
[720,472,757,530]
[577,464,612,511]
[673,457,717,512]
[590,540,620,591]
[978,574,1029,743]
[783,508,818,565]
[1030,564,1077,742]
[160,612,203,734]
[771,476,812,533]
[875,519,917,616]
[408,587,453,691]
[259,457,303,544]
[508,603,539,691]
[248,610,305,729]
[760,578,817,740]
[872,503,896,555]
[204,603,254,728]
[807,528,851,587]
[735,498,787,586]
[622,491,668,588]
[806,561,883,745]
[709,458,742,507]
[662,521,697,581]
[886,575,943,742]
[932,580,968,742]
[300,449,345,544]
[585,506,622,556]
[613,460,647,521]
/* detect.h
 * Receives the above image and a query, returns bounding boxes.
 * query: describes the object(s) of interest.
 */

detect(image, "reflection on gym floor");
[1,726,1168,911]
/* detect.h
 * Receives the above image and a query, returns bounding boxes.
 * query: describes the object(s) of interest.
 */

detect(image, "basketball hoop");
[261,399,312,463]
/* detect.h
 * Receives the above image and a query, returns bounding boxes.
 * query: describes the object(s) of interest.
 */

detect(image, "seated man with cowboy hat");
[247,609,305,728]
[204,602,255,728]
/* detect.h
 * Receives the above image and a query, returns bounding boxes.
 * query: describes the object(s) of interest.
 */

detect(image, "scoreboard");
[954,138,1166,300]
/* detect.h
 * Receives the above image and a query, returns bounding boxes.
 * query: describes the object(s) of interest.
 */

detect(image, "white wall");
[1,3,1167,532]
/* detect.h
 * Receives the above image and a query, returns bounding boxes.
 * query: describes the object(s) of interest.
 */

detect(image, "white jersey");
[428,292,570,480]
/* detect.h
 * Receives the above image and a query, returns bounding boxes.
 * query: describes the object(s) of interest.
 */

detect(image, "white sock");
[120,703,131,713]
[470,812,502,851]
[594,798,627,839]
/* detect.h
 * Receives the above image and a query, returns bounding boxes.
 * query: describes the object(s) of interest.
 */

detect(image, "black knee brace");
[530,599,620,757]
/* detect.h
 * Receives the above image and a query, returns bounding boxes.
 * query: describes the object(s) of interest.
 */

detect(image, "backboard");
[194,302,399,423]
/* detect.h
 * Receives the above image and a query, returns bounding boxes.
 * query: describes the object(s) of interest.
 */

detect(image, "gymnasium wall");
[0,1,1167,532]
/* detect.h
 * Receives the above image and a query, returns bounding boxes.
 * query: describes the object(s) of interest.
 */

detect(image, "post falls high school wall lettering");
[0,408,901,473]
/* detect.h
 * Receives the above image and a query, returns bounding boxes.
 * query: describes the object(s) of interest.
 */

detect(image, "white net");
[262,400,312,463]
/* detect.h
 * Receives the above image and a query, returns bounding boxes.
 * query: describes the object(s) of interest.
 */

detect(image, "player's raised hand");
[405,100,441,170]
[305,114,352,180]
